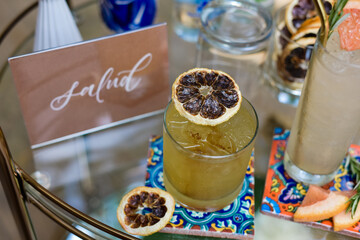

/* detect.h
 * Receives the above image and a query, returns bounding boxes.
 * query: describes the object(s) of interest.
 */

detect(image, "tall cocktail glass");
[284,32,360,186]
[163,98,258,212]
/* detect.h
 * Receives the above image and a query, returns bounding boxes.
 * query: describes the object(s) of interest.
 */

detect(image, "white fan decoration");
[33,0,83,51]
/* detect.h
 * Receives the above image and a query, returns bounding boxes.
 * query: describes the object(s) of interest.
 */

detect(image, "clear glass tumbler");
[163,98,258,212]
[284,33,360,186]
[262,6,315,106]
[195,0,272,93]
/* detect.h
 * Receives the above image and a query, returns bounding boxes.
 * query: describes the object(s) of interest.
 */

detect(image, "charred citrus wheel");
[291,24,319,41]
[117,186,175,236]
[293,185,349,222]
[297,16,321,31]
[285,0,332,34]
[172,68,242,126]
[278,37,315,89]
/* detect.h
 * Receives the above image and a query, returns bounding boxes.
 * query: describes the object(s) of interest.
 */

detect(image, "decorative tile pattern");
[261,128,360,238]
[145,136,255,239]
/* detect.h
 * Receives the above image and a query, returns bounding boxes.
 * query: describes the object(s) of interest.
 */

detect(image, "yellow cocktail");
[163,97,258,212]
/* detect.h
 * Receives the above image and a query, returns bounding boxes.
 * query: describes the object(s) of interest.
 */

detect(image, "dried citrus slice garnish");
[172,68,242,126]
[291,25,318,41]
[296,16,322,32]
[117,186,175,236]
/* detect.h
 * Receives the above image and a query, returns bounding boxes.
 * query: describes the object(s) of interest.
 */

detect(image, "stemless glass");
[163,98,258,212]
[195,0,272,93]
[284,33,360,186]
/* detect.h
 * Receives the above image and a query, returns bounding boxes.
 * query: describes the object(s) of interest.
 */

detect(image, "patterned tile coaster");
[145,136,255,239]
[260,128,360,238]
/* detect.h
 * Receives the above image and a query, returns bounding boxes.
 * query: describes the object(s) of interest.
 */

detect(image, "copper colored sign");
[9,24,169,147]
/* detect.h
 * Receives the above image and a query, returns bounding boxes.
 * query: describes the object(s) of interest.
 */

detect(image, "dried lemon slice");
[172,68,242,126]
[117,186,175,236]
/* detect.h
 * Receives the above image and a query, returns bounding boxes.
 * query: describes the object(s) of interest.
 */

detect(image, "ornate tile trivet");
[260,128,360,238]
[145,136,255,239]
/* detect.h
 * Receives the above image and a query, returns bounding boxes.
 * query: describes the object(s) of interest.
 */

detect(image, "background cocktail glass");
[163,98,258,212]
[262,6,315,106]
[195,0,272,95]
[284,32,360,186]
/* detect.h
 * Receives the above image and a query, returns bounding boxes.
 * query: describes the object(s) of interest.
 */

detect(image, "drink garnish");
[338,0,360,51]
[328,0,350,38]
[293,184,360,231]
[312,0,351,46]
[172,68,242,126]
[345,156,360,218]
[333,196,360,231]
[293,185,349,222]
[278,0,331,89]
[117,186,175,236]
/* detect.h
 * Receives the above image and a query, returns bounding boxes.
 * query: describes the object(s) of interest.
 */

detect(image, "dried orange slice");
[117,186,175,236]
[285,0,332,34]
[172,68,242,126]
[297,16,321,31]
[291,24,319,41]
[293,185,349,222]
[338,0,360,51]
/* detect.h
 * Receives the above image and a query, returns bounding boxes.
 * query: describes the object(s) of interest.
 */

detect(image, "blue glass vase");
[100,0,157,32]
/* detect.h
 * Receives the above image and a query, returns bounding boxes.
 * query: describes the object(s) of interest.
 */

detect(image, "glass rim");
[163,97,259,159]
[200,0,272,46]
[315,35,360,69]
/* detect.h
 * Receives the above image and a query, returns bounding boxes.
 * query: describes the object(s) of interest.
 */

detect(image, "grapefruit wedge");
[338,0,360,51]
[294,185,349,222]
[333,190,360,231]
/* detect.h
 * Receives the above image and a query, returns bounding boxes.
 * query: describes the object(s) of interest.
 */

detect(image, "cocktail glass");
[163,97,258,212]
[284,32,360,186]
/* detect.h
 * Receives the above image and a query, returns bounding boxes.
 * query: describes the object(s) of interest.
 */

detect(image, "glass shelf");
[1,1,356,239]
